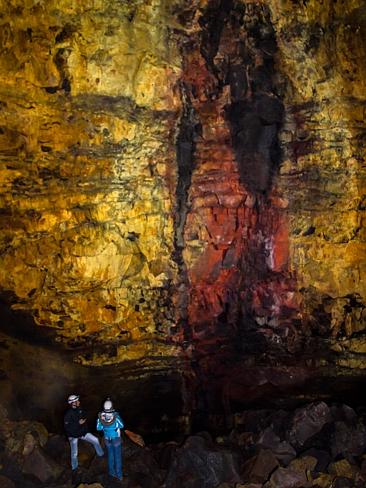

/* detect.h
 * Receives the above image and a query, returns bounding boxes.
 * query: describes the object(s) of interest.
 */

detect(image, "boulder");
[300,448,330,472]
[257,428,296,465]
[286,402,331,449]
[243,449,279,483]
[311,473,334,488]
[125,446,166,488]
[288,455,317,474]
[257,428,280,451]
[330,404,358,423]
[328,459,358,479]
[22,445,63,483]
[332,478,353,488]
[331,421,366,458]
[44,433,70,465]
[264,466,309,488]
[164,434,242,488]
[354,472,366,488]
[155,441,179,469]
[3,419,48,456]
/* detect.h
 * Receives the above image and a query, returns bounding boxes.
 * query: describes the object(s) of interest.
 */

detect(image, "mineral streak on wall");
[0,0,365,370]
[175,0,300,358]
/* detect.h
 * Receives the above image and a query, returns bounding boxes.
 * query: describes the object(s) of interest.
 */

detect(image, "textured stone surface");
[2,398,366,487]
[0,0,365,424]
[272,0,366,345]
[0,0,182,365]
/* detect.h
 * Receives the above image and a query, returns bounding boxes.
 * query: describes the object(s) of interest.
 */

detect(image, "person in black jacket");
[64,394,104,474]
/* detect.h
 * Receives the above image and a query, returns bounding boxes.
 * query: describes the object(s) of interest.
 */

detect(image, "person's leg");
[105,438,116,477]
[82,432,104,457]
[68,437,79,471]
[113,438,122,480]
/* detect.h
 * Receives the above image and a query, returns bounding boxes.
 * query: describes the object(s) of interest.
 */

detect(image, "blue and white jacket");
[96,411,124,440]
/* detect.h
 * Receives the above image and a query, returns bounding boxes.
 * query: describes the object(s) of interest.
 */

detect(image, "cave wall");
[0,0,365,420]
[0,0,183,365]
[272,0,366,358]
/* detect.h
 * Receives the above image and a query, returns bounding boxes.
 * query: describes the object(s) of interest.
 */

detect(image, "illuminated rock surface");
[0,0,365,430]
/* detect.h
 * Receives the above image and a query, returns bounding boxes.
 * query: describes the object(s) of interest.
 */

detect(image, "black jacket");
[64,406,88,438]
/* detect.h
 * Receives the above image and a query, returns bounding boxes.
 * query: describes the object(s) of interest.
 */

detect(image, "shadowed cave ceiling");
[0,0,365,431]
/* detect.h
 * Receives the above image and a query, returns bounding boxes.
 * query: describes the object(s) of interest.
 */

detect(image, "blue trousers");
[105,437,122,480]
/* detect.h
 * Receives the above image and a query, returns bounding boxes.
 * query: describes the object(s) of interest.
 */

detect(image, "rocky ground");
[1,401,366,488]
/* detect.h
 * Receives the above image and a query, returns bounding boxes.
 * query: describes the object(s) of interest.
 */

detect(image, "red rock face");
[175,2,300,358]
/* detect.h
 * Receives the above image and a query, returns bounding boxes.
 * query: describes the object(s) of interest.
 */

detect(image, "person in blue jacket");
[96,398,125,481]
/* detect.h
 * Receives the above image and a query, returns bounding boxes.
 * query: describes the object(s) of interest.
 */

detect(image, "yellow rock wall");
[0,0,365,369]
[270,0,366,338]
[0,0,182,364]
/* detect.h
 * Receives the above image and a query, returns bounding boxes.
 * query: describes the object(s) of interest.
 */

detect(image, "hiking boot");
[71,468,80,484]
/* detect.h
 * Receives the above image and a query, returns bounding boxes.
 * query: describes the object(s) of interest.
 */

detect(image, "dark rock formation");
[1,400,366,487]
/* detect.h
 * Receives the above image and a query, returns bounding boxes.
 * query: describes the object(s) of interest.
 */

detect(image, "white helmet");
[68,394,79,404]
[103,399,114,412]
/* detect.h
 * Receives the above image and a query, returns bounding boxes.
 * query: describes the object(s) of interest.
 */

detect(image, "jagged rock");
[286,402,331,449]
[22,444,63,483]
[311,473,334,488]
[264,466,309,488]
[124,445,165,488]
[44,434,70,466]
[331,420,366,458]
[354,472,366,488]
[164,434,242,488]
[267,410,292,440]
[243,449,279,483]
[332,478,353,488]
[288,455,317,477]
[257,428,296,465]
[301,449,331,473]
[2,419,48,456]
[155,441,179,470]
[256,427,281,450]
[328,459,358,479]
[330,405,358,423]
[0,406,64,485]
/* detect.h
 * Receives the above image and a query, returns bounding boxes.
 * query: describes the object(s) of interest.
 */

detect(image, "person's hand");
[79,418,86,424]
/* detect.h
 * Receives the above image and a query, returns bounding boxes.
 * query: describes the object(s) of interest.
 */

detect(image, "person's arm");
[96,413,103,431]
[116,414,124,430]
[79,408,87,424]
